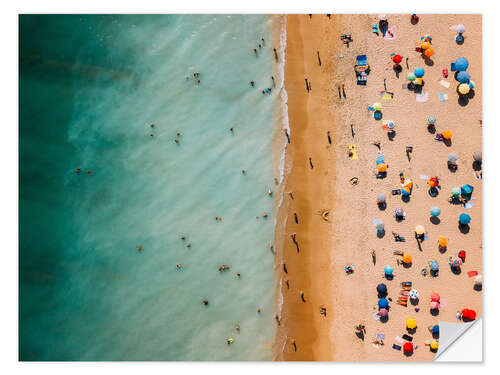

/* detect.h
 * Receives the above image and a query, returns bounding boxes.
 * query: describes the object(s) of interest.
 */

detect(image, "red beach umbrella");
[403,342,414,353]
[431,292,440,302]
[393,54,403,64]
[462,309,477,321]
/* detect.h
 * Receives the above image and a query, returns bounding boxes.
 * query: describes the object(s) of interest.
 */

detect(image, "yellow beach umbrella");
[458,83,470,95]
[373,102,382,111]
[430,340,439,350]
[402,254,412,264]
[415,225,425,235]
[414,77,423,85]
[403,179,413,189]
[406,318,417,329]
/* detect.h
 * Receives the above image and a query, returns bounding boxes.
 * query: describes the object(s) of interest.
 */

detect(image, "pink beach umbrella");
[379,308,388,317]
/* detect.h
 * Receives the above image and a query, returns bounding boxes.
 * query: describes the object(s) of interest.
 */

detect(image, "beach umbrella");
[473,151,482,162]
[403,179,413,189]
[401,187,410,196]
[415,225,425,235]
[450,256,463,267]
[379,14,387,20]
[378,298,389,309]
[421,41,431,50]
[373,111,383,120]
[469,80,475,89]
[402,254,412,264]
[392,54,403,64]
[474,275,483,285]
[414,67,425,78]
[461,309,477,321]
[457,71,471,83]
[458,83,470,95]
[442,130,453,140]
[430,301,440,310]
[438,237,448,247]
[384,265,393,275]
[378,308,388,317]
[430,340,439,350]
[373,102,382,111]
[459,213,471,225]
[428,115,436,124]
[376,223,385,232]
[430,206,441,217]
[429,260,439,271]
[432,325,440,335]
[377,194,386,203]
[377,283,388,294]
[448,154,458,163]
[403,342,414,353]
[386,121,395,129]
[377,163,387,173]
[407,72,416,81]
[430,292,440,302]
[455,57,469,71]
[451,187,461,197]
[424,47,434,57]
[394,207,405,217]
[409,289,419,299]
[428,177,439,187]
[406,318,417,329]
[456,24,466,34]
[461,184,474,195]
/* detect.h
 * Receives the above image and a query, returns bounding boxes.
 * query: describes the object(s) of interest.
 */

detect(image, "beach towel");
[384,26,396,40]
[440,80,451,88]
[467,270,479,277]
[380,90,394,100]
[439,93,448,102]
[376,154,385,165]
[416,92,429,102]
[349,144,358,160]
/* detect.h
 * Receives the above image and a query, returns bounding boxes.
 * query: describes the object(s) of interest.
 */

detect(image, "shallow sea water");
[19,14,280,361]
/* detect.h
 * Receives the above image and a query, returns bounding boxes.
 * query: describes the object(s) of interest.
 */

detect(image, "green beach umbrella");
[407,72,416,81]
[451,187,461,197]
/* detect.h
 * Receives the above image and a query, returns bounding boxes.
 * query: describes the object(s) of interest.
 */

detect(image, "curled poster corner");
[435,318,482,362]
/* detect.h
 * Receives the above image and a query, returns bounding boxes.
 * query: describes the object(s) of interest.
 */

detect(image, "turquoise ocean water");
[19,14,283,361]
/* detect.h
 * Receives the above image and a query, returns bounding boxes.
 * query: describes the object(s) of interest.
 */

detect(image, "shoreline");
[272,14,339,361]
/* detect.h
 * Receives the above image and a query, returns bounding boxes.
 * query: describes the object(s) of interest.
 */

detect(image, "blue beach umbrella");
[384,265,394,275]
[455,57,469,71]
[461,184,474,195]
[430,261,439,271]
[457,71,471,83]
[432,325,440,335]
[374,111,383,120]
[428,115,436,125]
[459,213,471,225]
[430,207,441,217]
[414,67,425,78]
[377,283,388,294]
[378,298,389,309]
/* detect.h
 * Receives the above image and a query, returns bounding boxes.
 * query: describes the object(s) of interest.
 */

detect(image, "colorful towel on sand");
[349,144,358,160]
[380,90,394,100]
[384,26,396,40]
[439,93,448,102]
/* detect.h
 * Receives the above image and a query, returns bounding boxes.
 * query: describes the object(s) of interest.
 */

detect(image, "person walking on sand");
[285,278,290,289]
[291,339,297,352]
[273,48,278,62]
[271,76,275,88]
[327,131,332,145]
[284,129,290,144]
[309,157,314,169]
[294,212,299,224]
[283,263,288,274]
[275,314,281,326]
[300,290,306,302]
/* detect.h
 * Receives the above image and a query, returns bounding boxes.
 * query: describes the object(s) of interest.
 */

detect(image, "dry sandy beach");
[273,14,482,361]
